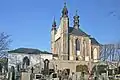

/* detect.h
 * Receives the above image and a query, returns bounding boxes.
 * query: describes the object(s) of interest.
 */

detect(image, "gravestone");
[0,63,2,75]
[16,64,21,80]
[2,66,4,74]
[72,73,76,80]
[44,59,49,76]
[9,66,15,80]
[21,72,30,80]
[17,64,20,72]
[23,56,30,70]
[31,67,34,73]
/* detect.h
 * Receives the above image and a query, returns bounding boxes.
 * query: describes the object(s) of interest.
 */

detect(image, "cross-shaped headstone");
[31,67,34,73]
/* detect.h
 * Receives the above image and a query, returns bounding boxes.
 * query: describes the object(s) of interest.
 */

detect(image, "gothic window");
[83,40,86,60]
[91,50,93,59]
[93,48,98,60]
[75,39,80,51]
[75,39,80,60]
[86,41,89,56]
[23,56,30,67]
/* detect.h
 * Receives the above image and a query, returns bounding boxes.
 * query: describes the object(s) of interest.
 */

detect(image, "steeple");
[52,17,56,30]
[62,2,68,17]
[73,10,80,29]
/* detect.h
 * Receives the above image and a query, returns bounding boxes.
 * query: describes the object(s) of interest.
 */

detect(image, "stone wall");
[50,60,90,74]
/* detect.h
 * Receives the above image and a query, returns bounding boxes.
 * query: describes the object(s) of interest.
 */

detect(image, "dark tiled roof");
[8,48,52,54]
[68,27,90,37]
[68,27,100,45]
[90,38,100,45]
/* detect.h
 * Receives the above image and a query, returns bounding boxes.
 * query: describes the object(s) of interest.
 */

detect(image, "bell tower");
[60,2,69,60]
[73,10,80,29]
[51,18,57,54]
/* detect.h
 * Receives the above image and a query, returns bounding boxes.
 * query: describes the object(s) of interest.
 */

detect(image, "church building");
[51,3,100,62]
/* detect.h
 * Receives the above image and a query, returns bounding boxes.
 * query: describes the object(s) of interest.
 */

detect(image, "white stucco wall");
[8,53,52,70]
[41,54,52,60]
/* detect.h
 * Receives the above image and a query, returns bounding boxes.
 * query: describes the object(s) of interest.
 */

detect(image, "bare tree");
[0,32,12,75]
[99,43,120,62]
[0,32,11,58]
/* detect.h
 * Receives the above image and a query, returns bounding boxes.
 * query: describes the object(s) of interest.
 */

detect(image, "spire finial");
[73,10,80,29]
[64,0,66,7]
[62,0,68,17]
[52,17,56,30]
[75,10,78,16]
[53,16,55,23]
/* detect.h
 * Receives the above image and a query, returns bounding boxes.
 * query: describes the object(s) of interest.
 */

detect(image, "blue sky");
[0,0,120,51]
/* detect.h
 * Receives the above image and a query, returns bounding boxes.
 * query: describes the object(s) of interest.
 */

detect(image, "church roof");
[68,27,100,45]
[8,48,52,54]
[90,38,100,45]
[68,27,90,37]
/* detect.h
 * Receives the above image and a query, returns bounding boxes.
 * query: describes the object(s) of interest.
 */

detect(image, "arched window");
[83,40,86,60]
[23,56,30,67]
[91,50,93,59]
[93,48,98,60]
[75,39,80,60]
[75,39,80,51]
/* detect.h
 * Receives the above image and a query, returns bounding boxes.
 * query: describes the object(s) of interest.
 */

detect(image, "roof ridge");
[8,48,52,54]
[69,27,90,37]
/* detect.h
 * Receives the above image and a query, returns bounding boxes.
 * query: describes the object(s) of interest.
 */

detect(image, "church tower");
[51,18,56,54]
[51,2,69,60]
[60,2,69,60]
[73,10,79,29]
